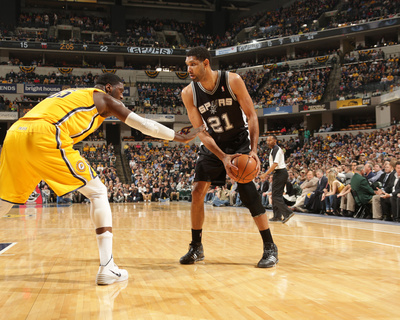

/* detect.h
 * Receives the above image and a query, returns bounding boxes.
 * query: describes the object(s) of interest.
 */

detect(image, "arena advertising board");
[0,84,17,93]
[300,103,328,112]
[237,42,263,52]
[25,185,43,205]
[126,47,174,55]
[337,98,371,108]
[24,84,64,94]
[0,112,18,120]
[104,116,119,122]
[145,114,175,122]
[215,46,237,56]
[263,105,293,116]
[23,84,130,96]
[0,41,186,55]
[379,89,400,104]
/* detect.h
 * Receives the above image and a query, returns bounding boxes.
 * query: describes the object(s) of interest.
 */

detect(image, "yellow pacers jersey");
[0,88,106,204]
[22,88,106,144]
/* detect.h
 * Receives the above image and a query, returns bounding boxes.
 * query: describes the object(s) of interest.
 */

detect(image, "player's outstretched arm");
[93,91,204,143]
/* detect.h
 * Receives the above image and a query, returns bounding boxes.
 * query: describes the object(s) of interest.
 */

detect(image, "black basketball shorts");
[194,130,251,186]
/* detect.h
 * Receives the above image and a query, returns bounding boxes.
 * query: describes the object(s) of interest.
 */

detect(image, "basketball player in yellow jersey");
[0,73,204,285]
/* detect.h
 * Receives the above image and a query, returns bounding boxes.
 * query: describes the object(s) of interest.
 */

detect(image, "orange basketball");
[231,154,258,184]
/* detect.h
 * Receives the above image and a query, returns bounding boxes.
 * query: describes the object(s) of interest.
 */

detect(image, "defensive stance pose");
[0,74,203,285]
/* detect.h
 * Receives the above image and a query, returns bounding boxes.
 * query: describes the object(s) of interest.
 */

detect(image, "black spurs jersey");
[191,71,248,144]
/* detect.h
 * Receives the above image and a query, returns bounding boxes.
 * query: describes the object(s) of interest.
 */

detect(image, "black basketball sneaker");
[179,242,205,264]
[257,243,278,268]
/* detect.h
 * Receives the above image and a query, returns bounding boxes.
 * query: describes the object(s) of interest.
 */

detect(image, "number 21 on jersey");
[207,113,234,133]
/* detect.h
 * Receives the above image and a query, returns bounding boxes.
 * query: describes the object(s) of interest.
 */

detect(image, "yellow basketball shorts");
[0,120,97,204]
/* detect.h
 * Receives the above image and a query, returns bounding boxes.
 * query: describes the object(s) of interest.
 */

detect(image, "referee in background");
[260,135,294,223]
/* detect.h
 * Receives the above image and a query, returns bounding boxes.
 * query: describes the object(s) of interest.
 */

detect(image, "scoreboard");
[0,41,186,55]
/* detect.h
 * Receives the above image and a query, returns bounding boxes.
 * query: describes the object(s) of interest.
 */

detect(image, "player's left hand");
[248,150,261,176]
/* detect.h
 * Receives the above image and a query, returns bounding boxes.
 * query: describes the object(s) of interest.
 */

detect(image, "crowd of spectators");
[135,82,186,115]
[1,69,101,86]
[18,12,110,32]
[343,48,385,64]
[1,0,399,52]
[258,124,400,221]
[0,64,332,114]
[251,0,339,40]
[81,142,115,166]
[327,0,400,29]
[254,67,331,107]
[339,54,400,97]
[120,143,198,203]
[240,69,271,105]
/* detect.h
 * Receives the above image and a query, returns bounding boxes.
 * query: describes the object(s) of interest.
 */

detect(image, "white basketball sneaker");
[96,257,128,285]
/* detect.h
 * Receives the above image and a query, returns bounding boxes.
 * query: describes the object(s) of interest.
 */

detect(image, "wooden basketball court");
[1,202,399,319]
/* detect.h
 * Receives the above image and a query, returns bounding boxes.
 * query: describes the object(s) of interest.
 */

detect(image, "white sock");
[96,231,113,266]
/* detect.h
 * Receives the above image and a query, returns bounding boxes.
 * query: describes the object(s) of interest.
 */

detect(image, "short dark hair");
[186,46,211,62]
[268,134,277,140]
[95,73,123,86]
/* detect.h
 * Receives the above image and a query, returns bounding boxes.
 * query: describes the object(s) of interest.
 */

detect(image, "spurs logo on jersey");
[198,98,233,114]
[192,71,248,142]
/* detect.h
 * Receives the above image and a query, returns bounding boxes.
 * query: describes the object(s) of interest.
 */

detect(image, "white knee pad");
[79,178,112,229]
[0,200,14,216]
[79,177,108,199]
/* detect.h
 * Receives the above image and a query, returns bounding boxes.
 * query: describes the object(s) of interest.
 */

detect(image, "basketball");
[231,154,258,184]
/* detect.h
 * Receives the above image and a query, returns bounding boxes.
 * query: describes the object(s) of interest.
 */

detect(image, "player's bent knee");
[0,200,14,216]
[80,178,112,228]
[79,177,108,200]
[237,182,265,217]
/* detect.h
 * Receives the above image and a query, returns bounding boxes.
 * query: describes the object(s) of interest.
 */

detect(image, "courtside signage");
[24,84,63,94]
[263,105,293,115]
[380,89,400,104]
[0,84,17,93]
[300,103,328,112]
[215,46,237,56]
[337,98,371,108]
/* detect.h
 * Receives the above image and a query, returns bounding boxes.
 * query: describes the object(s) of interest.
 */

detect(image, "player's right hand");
[223,154,241,180]
[173,124,206,143]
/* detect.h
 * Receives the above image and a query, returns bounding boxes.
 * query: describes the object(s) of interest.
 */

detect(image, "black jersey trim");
[54,124,87,185]
[198,70,221,95]
[226,72,238,101]
[70,113,101,139]
[53,104,97,126]
[0,197,25,205]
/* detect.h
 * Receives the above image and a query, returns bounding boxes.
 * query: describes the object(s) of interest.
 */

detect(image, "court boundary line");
[0,242,17,255]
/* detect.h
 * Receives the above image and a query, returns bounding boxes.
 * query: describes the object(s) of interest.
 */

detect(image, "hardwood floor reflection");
[1,202,400,319]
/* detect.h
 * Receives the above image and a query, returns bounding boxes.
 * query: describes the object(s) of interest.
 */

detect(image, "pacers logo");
[76,160,86,173]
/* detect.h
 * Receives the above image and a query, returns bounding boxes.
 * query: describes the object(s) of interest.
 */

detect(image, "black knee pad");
[237,182,266,217]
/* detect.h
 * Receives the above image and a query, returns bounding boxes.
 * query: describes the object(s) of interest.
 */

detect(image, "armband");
[124,112,175,141]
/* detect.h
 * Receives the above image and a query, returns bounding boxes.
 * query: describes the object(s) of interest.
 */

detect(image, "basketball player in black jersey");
[179,47,278,268]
